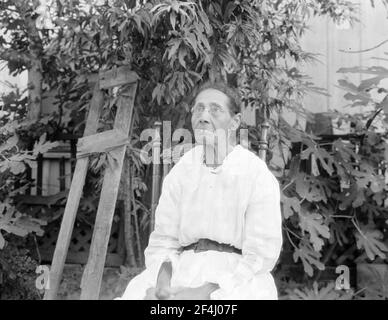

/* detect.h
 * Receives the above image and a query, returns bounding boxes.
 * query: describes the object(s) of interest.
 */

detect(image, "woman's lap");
[119,269,277,300]
[118,251,277,300]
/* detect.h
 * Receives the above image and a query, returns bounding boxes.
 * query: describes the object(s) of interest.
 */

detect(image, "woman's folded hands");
[144,259,220,300]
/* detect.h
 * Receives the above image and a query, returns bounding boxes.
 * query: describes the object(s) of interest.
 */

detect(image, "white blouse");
[121,144,283,300]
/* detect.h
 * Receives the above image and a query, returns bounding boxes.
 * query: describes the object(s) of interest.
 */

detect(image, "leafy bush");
[283,281,355,300]
[0,236,42,300]
[0,88,55,250]
[277,65,388,279]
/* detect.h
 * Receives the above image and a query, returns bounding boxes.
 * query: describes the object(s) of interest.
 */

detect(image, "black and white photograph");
[0,0,387,305]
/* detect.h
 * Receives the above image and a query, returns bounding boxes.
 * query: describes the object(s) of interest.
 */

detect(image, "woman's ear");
[230,113,242,130]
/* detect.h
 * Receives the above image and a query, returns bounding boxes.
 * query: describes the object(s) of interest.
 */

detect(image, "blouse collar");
[200,144,241,174]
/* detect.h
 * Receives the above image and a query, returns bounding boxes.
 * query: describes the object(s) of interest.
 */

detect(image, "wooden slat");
[150,122,162,232]
[43,83,105,300]
[117,205,126,259]
[70,139,77,180]
[258,120,270,161]
[14,190,68,205]
[162,119,171,180]
[39,250,124,267]
[26,164,32,195]
[119,156,136,266]
[76,129,130,158]
[53,133,82,140]
[59,157,66,191]
[37,154,43,195]
[99,67,139,89]
[80,83,137,300]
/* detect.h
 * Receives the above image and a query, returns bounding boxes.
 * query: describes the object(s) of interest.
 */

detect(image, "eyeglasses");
[191,104,226,116]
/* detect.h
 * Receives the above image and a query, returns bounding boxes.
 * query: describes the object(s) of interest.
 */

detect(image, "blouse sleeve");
[143,169,182,285]
[210,164,283,299]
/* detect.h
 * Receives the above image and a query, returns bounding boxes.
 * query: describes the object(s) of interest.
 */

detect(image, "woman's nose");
[198,108,212,122]
[198,117,211,126]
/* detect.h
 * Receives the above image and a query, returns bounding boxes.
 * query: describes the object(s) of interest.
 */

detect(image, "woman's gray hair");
[192,81,241,115]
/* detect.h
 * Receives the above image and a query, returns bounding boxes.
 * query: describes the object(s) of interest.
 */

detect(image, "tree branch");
[339,39,388,54]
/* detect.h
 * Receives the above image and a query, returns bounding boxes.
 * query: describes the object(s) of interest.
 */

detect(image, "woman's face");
[191,88,240,145]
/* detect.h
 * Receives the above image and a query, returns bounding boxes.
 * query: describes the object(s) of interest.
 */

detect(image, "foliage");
[0,236,42,300]
[2,0,386,293]
[277,52,388,278]
[283,281,355,300]
[0,88,55,250]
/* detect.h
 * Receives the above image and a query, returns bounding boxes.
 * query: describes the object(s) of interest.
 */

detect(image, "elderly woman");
[119,82,282,300]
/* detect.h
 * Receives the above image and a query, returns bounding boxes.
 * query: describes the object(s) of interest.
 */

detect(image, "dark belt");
[181,238,242,255]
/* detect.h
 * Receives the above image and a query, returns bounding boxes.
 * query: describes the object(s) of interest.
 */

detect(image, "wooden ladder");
[43,66,138,300]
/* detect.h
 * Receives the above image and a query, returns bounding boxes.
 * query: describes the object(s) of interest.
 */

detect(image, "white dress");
[119,144,283,300]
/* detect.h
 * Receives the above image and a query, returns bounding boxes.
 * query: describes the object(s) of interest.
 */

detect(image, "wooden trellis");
[43,66,138,300]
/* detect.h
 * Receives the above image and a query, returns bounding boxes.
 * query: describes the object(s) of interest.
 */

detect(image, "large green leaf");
[300,145,335,176]
[293,242,325,277]
[0,135,18,153]
[299,210,330,252]
[295,173,330,203]
[351,163,385,193]
[335,184,366,209]
[355,226,388,260]
[0,201,47,239]
[332,139,360,163]
[281,195,300,219]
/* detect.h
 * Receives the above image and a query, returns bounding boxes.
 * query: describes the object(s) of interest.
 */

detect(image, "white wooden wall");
[0,70,27,94]
[30,150,72,196]
[283,0,388,130]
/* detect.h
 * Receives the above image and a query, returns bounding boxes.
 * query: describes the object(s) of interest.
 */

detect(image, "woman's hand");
[154,260,173,299]
[155,286,174,299]
[168,283,219,300]
[145,282,219,300]
[144,287,158,300]
[168,287,209,300]
[149,260,220,300]
[144,286,183,300]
